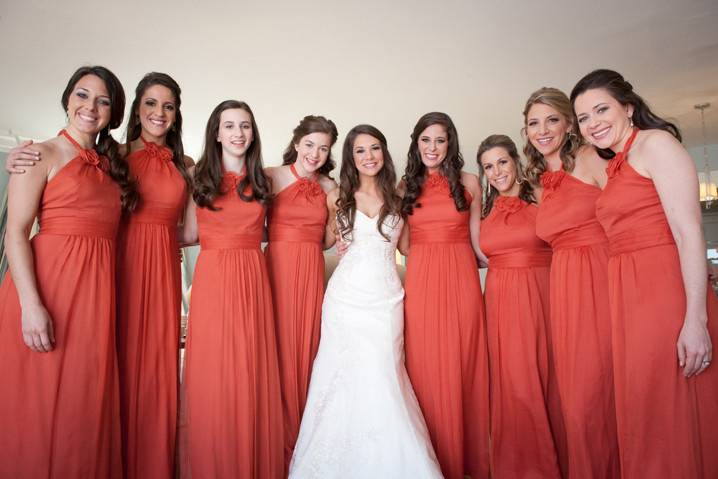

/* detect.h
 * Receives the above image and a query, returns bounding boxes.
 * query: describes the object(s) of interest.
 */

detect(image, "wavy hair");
[521,87,583,185]
[124,72,192,190]
[62,65,138,211]
[476,134,535,218]
[336,124,402,241]
[401,112,467,216]
[193,100,271,209]
[281,115,338,178]
[569,69,681,158]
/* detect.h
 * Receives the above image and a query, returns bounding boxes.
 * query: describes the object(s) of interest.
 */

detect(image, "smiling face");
[574,87,634,151]
[293,132,332,176]
[353,133,384,177]
[216,108,254,160]
[417,124,448,171]
[480,146,520,196]
[65,74,112,135]
[525,102,572,159]
[137,84,176,143]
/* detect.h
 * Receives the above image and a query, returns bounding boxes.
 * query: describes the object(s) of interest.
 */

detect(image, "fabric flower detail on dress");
[221,171,244,194]
[540,170,565,201]
[79,148,110,172]
[606,127,639,180]
[424,173,449,192]
[494,195,525,224]
[143,141,173,163]
[296,178,324,202]
[605,155,624,180]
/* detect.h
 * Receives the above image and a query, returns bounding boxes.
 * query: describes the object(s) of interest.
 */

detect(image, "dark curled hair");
[476,134,535,218]
[125,72,192,190]
[337,124,402,241]
[62,65,138,211]
[570,69,681,159]
[401,112,467,216]
[281,115,338,178]
[192,100,271,209]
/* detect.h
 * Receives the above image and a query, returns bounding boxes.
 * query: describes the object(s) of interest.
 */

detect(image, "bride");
[289,125,443,478]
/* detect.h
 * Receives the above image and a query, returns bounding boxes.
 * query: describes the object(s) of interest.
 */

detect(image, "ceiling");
[1,0,717,172]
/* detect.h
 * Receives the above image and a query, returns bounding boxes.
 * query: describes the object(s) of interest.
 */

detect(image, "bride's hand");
[335,235,349,259]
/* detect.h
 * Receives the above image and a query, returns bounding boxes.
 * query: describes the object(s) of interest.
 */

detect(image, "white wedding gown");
[289,212,443,479]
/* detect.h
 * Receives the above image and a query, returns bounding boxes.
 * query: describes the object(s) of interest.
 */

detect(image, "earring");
[628,116,634,129]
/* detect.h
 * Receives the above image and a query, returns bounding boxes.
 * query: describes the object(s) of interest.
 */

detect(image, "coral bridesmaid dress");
[116,138,187,478]
[183,171,283,478]
[404,172,490,479]
[480,195,562,479]
[536,165,620,478]
[595,128,718,479]
[264,163,327,470]
[0,130,122,478]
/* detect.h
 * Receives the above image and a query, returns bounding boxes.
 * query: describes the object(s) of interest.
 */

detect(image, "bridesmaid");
[0,65,136,478]
[264,115,338,470]
[523,87,619,478]
[400,112,490,479]
[116,72,193,479]
[477,134,562,478]
[179,100,283,478]
[4,73,194,478]
[572,69,718,479]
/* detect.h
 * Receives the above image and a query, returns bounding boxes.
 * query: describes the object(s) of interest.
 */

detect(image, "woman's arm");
[463,172,489,265]
[642,130,712,377]
[323,187,339,250]
[5,143,54,352]
[178,166,199,246]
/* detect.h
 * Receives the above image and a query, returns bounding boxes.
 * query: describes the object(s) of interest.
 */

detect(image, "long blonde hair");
[521,87,582,185]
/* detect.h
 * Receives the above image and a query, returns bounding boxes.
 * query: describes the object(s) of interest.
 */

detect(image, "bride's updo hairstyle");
[336,124,402,242]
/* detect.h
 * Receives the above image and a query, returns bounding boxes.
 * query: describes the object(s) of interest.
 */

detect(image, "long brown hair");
[476,134,535,218]
[281,115,338,178]
[124,72,192,190]
[61,65,138,211]
[337,124,402,241]
[569,69,681,159]
[521,87,583,185]
[193,100,271,209]
[401,112,467,216]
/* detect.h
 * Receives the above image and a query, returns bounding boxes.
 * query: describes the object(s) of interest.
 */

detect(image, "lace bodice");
[330,211,404,297]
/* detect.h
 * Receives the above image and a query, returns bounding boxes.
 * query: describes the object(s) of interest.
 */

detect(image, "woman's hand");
[335,235,349,258]
[21,303,55,353]
[677,316,712,377]
[6,140,41,174]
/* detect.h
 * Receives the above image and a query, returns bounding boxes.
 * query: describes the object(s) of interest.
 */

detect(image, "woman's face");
[525,103,571,158]
[480,146,519,196]
[294,132,332,175]
[574,87,634,151]
[417,123,448,171]
[216,108,254,160]
[353,133,384,177]
[137,84,177,142]
[66,74,112,135]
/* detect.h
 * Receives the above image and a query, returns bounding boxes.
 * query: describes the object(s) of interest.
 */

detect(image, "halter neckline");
[290,162,317,182]
[59,129,92,151]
